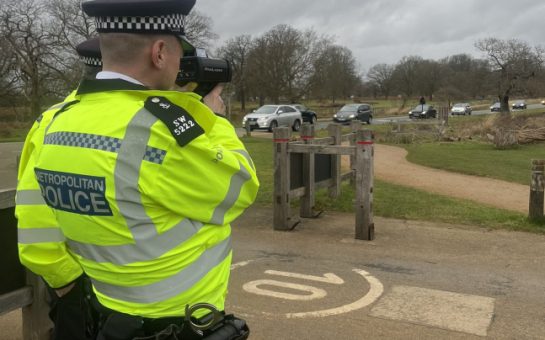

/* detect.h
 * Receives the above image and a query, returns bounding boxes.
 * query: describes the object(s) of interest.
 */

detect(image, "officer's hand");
[55,282,76,297]
[203,84,226,115]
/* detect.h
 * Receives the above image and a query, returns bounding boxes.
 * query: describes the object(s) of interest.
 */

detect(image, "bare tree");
[0,0,58,118]
[217,35,253,112]
[246,24,324,104]
[45,0,97,93]
[476,38,544,115]
[0,37,18,106]
[367,63,395,99]
[418,59,443,101]
[393,55,424,106]
[47,0,96,50]
[183,10,218,50]
[310,44,359,103]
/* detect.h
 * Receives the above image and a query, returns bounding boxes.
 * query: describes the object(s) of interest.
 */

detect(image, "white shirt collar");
[96,71,144,86]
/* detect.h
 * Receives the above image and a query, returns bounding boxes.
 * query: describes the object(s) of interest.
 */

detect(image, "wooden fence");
[273,122,374,240]
[0,189,51,340]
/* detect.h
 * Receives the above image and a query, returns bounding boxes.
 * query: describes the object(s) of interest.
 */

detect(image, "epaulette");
[145,96,204,147]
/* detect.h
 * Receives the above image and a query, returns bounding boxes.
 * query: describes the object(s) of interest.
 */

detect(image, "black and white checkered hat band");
[95,14,184,33]
[80,56,102,67]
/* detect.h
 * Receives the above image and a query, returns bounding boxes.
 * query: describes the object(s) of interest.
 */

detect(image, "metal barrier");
[273,122,374,240]
[0,189,51,340]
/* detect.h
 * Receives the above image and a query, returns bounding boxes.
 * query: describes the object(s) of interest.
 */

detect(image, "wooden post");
[22,273,52,340]
[300,124,317,218]
[529,159,545,220]
[328,124,342,198]
[354,129,375,240]
[349,121,361,184]
[273,127,296,230]
[245,122,251,137]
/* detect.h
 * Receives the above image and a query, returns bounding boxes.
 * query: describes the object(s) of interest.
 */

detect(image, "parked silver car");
[451,103,472,115]
[242,105,303,132]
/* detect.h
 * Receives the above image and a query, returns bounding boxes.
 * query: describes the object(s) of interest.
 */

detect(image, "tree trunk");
[240,86,246,113]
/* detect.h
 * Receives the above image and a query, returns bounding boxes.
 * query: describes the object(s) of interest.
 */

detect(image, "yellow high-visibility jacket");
[16,79,259,318]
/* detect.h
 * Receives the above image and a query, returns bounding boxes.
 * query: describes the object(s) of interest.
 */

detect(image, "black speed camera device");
[176,54,232,97]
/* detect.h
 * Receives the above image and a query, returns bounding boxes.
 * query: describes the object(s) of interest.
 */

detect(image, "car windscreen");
[254,106,278,114]
[413,105,428,111]
[340,105,359,112]
[453,103,465,107]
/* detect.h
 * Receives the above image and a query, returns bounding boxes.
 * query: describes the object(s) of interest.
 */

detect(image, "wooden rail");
[273,122,374,240]
[0,188,51,340]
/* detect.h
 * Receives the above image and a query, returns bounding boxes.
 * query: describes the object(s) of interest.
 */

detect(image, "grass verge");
[404,141,545,185]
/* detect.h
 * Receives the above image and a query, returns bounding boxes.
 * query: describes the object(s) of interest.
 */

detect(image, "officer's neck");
[96,71,144,86]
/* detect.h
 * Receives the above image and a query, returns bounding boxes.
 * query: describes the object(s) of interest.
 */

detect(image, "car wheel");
[311,115,317,124]
[367,116,372,124]
[292,119,301,132]
[268,120,278,132]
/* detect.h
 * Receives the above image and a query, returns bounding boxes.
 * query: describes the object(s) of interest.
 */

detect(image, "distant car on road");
[512,100,527,110]
[541,100,545,105]
[333,104,373,124]
[490,102,501,112]
[242,105,302,132]
[408,104,437,119]
[451,103,472,115]
[292,104,318,124]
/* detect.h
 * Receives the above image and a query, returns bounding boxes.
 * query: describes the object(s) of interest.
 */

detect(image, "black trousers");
[47,275,96,340]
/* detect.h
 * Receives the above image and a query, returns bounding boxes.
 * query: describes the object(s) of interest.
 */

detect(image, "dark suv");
[333,104,373,124]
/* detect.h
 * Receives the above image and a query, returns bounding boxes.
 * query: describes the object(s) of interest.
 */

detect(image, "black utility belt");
[95,302,249,340]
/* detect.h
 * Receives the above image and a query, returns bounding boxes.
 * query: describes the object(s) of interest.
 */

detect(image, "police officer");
[76,37,103,80]
[15,0,259,339]
[17,37,102,182]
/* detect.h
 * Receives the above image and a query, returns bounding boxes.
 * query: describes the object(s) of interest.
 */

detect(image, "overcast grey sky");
[196,0,545,75]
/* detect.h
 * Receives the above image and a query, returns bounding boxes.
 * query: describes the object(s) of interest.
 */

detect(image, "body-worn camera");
[176,56,232,97]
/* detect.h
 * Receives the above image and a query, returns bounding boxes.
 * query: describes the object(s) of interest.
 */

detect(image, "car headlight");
[333,114,337,118]
[349,114,356,119]
[257,117,267,123]
[242,117,247,123]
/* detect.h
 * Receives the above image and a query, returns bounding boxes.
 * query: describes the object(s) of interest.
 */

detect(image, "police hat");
[76,37,102,67]
[81,0,196,55]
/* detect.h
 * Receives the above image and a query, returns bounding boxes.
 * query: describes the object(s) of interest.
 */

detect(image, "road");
[224,207,545,339]
[0,142,22,190]
[314,103,544,129]
[2,207,544,339]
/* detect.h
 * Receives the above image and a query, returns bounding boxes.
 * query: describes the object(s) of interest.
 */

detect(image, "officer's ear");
[150,39,168,69]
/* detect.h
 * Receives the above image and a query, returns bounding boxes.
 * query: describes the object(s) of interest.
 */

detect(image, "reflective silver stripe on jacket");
[210,161,251,225]
[46,102,67,111]
[18,228,65,244]
[67,219,204,265]
[16,190,45,205]
[114,108,160,242]
[233,149,255,170]
[91,236,232,303]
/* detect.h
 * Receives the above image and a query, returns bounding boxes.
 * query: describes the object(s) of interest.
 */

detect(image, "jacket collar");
[76,79,149,95]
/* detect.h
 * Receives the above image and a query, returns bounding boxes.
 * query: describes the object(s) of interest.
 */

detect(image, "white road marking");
[265,270,344,285]
[231,260,253,270]
[286,269,384,318]
[243,279,327,301]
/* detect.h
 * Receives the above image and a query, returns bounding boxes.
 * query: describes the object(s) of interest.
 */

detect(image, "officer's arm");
[17,120,40,180]
[149,100,259,226]
[16,123,83,289]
